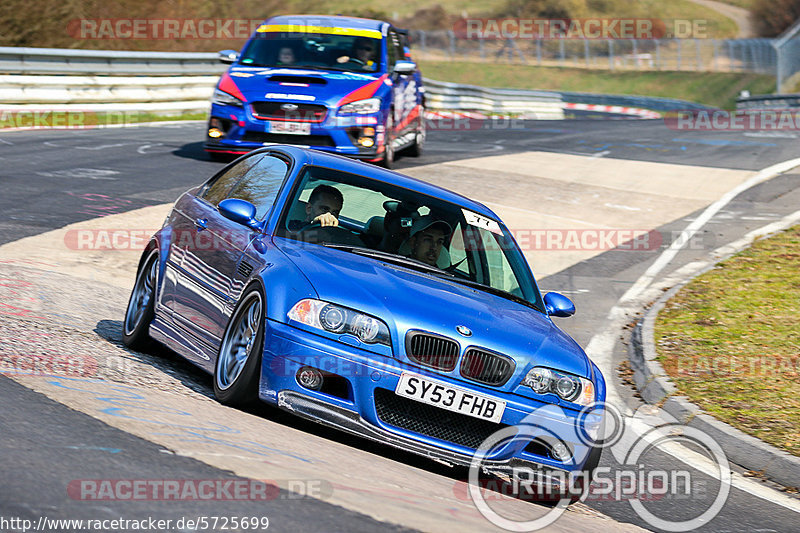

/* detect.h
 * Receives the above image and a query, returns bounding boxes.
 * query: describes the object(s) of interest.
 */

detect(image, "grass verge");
[419,60,776,109]
[655,225,800,456]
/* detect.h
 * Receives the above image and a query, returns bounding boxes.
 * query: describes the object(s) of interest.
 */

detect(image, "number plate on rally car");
[395,372,506,423]
[269,121,311,135]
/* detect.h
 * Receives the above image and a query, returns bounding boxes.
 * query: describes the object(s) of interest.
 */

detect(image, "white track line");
[586,156,800,511]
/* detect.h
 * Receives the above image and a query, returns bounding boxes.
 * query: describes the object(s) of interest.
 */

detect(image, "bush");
[752,0,800,37]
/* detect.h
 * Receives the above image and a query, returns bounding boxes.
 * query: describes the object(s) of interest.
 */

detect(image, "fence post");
[420,30,427,55]
[773,40,783,91]
[655,39,661,69]
[695,38,702,70]
[677,39,682,70]
[559,39,565,65]
[632,39,639,69]
[479,37,484,60]
[448,30,456,59]
[584,38,590,68]
[727,40,734,72]
[713,39,718,71]
[536,39,542,66]
[608,39,614,70]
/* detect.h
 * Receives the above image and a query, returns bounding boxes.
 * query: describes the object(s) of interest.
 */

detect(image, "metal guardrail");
[736,94,800,110]
[423,79,564,119]
[0,46,707,117]
[0,47,224,75]
[559,91,714,112]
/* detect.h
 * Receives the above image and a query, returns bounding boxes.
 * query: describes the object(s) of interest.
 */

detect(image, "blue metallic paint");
[203,15,424,161]
[137,146,605,474]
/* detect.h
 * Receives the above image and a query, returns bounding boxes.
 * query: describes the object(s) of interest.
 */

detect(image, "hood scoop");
[268,75,327,86]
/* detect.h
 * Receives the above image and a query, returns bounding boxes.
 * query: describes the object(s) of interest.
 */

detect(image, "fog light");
[208,127,224,139]
[297,366,323,390]
[550,441,571,461]
[358,137,374,148]
[363,127,375,136]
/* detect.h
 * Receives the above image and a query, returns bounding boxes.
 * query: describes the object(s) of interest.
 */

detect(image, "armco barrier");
[422,79,564,119]
[0,47,222,76]
[736,94,800,110]
[0,46,711,118]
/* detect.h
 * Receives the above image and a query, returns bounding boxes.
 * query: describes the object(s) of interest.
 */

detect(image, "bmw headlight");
[338,98,380,115]
[212,88,244,107]
[522,367,595,406]
[288,299,391,346]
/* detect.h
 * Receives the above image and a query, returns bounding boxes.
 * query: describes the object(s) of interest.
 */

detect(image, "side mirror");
[393,60,416,75]
[218,50,239,64]
[544,292,575,318]
[219,198,259,229]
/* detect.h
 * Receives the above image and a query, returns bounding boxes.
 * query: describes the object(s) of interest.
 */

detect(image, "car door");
[387,28,417,143]
[164,153,289,354]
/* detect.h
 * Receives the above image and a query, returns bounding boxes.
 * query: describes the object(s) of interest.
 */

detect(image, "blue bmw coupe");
[123,146,605,485]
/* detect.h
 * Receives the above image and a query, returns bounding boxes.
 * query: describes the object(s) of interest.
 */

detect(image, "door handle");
[194,218,208,230]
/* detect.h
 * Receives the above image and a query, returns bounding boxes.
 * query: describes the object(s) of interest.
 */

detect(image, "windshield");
[275,166,545,312]
[240,29,383,73]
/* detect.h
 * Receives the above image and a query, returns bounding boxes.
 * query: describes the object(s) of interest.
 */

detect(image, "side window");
[202,155,264,206]
[386,31,399,70]
[227,155,290,220]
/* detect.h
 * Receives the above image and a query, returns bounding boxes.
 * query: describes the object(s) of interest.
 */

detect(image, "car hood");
[227,66,386,108]
[274,239,590,380]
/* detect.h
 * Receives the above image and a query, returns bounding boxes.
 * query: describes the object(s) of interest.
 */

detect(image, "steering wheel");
[296,223,362,246]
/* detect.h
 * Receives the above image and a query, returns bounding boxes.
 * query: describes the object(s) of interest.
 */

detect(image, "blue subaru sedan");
[123,146,605,487]
[204,15,425,168]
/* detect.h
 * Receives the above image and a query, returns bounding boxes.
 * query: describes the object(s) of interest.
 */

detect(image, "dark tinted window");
[387,30,400,69]
[227,155,289,220]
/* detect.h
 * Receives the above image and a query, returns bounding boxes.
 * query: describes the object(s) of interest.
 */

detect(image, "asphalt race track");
[1,119,799,532]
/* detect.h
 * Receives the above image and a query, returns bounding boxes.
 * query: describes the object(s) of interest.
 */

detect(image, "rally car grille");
[460,348,515,386]
[241,132,335,147]
[374,388,508,449]
[251,102,328,122]
[405,331,460,371]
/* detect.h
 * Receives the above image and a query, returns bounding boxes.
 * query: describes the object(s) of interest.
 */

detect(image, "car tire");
[380,114,395,169]
[213,284,265,406]
[122,251,158,351]
[405,108,425,157]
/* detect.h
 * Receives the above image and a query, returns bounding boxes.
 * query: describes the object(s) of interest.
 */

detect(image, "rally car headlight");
[288,299,391,346]
[338,98,381,115]
[212,89,244,107]
[522,367,595,406]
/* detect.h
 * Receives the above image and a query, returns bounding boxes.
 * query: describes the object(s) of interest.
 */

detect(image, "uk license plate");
[394,372,505,423]
[269,121,310,135]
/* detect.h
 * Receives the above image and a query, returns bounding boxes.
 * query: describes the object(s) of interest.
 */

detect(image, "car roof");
[262,15,387,33]
[261,146,500,220]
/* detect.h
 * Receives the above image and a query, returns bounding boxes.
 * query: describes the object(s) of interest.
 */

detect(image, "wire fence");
[408,30,777,75]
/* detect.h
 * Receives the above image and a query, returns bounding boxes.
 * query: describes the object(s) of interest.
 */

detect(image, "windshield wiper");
[321,244,455,277]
